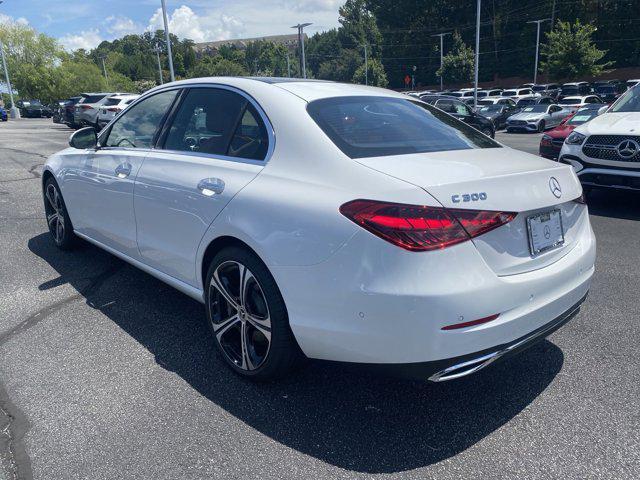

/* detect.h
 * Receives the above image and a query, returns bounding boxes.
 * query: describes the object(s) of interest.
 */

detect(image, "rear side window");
[104,90,177,149]
[307,96,500,159]
[163,88,269,161]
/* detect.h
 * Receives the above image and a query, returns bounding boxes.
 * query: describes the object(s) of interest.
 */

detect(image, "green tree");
[186,57,248,77]
[352,58,388,86]
[437,31,474,85]
[540,20,613,80]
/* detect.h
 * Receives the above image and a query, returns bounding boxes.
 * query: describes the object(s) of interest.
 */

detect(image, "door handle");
[197,178,225,196]
[115,163,132,178]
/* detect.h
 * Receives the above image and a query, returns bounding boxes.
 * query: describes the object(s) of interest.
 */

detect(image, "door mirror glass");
[69,127,97,149]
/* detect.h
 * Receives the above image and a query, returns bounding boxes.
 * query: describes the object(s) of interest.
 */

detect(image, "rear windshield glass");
[81,95,107,104]
[103,98,121,106]
[559,98,580,105]
[532,85,547,92]
[306,96,500,159]
[502,90,516,96]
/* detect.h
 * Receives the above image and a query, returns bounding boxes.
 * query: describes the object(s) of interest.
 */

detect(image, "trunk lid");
[356,147,586,275]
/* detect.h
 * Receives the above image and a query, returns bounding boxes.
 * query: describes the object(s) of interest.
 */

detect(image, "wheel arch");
[200,235,263,292]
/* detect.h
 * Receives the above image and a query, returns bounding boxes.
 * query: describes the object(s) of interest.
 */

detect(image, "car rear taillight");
[339,199,516,252]
[80,105,94,110]
[106,107,120,112]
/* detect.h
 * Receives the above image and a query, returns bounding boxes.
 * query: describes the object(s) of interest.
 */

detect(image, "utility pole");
[0,39,19,118]
[286,52,291,77]
[431,32,451,92]
[551,0,557,29]
[527,19,550,84]
[364,44,368,86]
[99,55,109,87]
[153,44,164,84]
[160,0,175,82]
[473,0,481,109]
[291,23,312,78]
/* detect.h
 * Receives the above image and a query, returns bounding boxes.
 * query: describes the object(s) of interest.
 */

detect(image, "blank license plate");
[527,209,564,256]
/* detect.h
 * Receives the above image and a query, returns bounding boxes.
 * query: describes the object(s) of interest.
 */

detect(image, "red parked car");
[539,107,602,160]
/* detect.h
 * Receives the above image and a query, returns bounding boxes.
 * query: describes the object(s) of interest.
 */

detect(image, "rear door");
[134,86,270,286]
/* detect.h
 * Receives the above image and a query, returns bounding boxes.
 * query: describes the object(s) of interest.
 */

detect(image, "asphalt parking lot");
[1,118,639,480]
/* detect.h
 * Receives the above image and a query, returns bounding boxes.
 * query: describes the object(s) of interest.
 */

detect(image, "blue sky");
[0,0,341,50]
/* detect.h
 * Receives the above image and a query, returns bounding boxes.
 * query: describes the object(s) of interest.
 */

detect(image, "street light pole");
[160,0,175,82]
[527,19,550,84]
[286,52,291,78]
[431,32,451,92]
[0,39,19,118]
[473,0,481,109]
[364,44,368,85]
[99,55,109,87]
[291,23,312,79]
[154,44,164,84]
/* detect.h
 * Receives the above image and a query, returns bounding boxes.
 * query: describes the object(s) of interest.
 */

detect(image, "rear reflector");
[441,314,500,330]
[339,199,516,252]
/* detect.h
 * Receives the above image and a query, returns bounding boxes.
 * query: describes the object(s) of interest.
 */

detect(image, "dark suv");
[532,83,561,100]
[421,96,495,137]
[592,80,624,103]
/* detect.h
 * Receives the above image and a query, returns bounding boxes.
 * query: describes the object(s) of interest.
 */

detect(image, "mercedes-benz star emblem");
[616,139,639,159]
[549,177,562,198]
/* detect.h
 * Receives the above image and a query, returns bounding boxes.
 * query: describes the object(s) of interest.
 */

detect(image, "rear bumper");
[274,210,596,365]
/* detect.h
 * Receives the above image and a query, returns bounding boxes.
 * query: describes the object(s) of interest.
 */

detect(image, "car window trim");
[153,83,275,164]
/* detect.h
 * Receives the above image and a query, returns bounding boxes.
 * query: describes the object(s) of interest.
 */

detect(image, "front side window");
[163,88,269,161]
[104,90,177,149]
[307,96,500,159]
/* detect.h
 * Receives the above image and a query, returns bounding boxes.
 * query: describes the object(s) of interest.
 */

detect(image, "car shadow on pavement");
[586,189,640,221]
[28,233,564,474]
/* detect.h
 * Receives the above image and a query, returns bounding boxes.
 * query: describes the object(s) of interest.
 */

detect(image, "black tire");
[43,177,77,250]
[538,120,546,133]
[204,246,303,380]
[481,126,494,138]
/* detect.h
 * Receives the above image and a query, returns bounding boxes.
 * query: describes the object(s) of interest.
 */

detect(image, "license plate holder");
[527,209,564,256]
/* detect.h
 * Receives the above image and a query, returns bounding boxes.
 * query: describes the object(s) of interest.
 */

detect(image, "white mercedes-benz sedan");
[42,77,596,382]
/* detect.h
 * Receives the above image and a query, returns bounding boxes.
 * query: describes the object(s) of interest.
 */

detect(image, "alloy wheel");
[209,261,272,371]
[45,183,65,245]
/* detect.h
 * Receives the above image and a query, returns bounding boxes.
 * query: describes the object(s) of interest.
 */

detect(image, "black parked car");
[477,103,519,130]
[16,100,51,118]
[560,82,591,98]
[422,96,495,137]
[61,96,82,127]
[516,96,555,107]
[592,80,624,103]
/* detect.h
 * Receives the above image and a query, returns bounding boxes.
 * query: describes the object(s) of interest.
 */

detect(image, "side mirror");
[69,127,97,149]
[597,105,608,115]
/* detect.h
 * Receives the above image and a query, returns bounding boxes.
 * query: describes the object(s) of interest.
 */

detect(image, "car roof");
[152,77,408,103]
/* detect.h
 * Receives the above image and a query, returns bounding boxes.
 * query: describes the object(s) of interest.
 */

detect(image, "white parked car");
[559,84,640,193]
[74,92,128,128]
[501,88,534,101]
[42,78,595,382]
[96,94,140,129]
[506,104,567,132]
[557,95,604,115]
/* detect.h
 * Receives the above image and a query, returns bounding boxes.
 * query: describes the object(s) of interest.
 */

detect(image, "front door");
[134,86,271,286]
[82,89,179,258]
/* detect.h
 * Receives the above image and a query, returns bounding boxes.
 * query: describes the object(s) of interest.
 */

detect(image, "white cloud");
[0,13,30,26]
[58,29,103,51]
[105,15,143,36]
